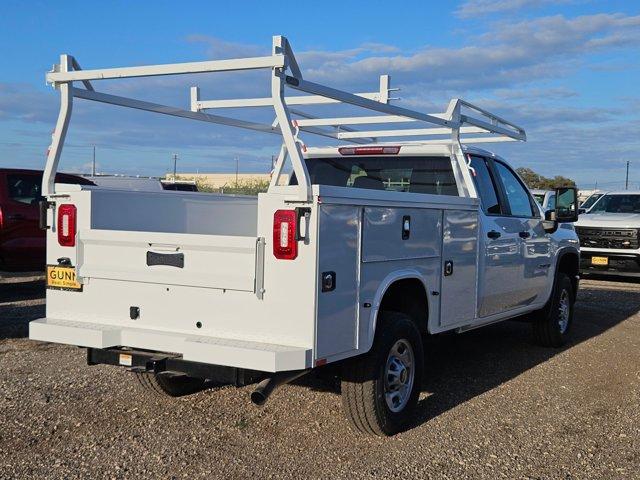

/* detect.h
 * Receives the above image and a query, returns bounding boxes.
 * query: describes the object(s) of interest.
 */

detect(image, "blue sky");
[1,0,639,189]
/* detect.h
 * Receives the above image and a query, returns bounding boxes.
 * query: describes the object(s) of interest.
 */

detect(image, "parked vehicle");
[161,180,198,192]
[579,191,605,214]
[575,191,640,277]
[0,168,94,271]
[532,189,556,212]
[30,37,580,435]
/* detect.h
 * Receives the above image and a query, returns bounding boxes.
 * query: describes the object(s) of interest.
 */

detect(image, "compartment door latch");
[444,260,454,276]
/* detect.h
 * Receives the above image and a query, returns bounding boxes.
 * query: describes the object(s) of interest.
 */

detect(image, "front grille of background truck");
[575,227,639,250]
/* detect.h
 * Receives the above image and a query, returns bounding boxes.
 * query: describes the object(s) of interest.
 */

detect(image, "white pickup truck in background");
[575,191,640,277]
[30,36,580,436]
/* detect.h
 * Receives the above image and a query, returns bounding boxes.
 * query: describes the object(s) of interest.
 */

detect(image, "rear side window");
[7,174,41,205]
[303,156,459,196]
[469,156,501,215]
[6,173,94,205]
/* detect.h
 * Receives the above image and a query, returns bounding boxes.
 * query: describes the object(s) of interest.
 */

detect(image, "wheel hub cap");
[384,339,415,413]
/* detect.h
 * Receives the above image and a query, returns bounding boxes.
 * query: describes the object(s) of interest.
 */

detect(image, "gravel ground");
[0,275,638,479]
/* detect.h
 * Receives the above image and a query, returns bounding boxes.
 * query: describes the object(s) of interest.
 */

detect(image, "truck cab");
[30,36,580,436]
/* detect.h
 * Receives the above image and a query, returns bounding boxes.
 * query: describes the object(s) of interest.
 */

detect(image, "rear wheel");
[341,312,423,436]
[532,272,575,347]
[134,371,207,397]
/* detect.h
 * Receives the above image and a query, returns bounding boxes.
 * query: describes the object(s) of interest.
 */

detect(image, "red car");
[0,168,94,271]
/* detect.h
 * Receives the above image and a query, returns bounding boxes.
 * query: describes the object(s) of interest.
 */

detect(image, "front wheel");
[341,312,424,436]
[532,272,575,347]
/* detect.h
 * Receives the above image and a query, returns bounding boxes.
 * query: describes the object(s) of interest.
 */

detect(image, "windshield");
[589,194,640,214]
[581,193,603,209]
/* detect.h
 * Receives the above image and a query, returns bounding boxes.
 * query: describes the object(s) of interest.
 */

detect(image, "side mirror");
[555,186,579,223]
[578,208,586,215]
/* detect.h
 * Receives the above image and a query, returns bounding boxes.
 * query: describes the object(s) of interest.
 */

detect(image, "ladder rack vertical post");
[271,36,311,202]
[448,99,477,198]
[43,55,74,196]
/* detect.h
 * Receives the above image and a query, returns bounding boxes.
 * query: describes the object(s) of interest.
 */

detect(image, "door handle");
[519,231,531,239]
[487,230,501,239]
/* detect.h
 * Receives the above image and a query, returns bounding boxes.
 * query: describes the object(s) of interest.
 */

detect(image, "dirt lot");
[0,275,638,479]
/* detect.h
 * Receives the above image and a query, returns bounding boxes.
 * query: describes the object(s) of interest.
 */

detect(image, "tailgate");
[77,229,264,293]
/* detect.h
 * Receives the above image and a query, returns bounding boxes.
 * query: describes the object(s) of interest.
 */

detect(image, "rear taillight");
[57,204,77,247]
[273,209,297,260]
[0,206,3,229]
[338,146,401,155]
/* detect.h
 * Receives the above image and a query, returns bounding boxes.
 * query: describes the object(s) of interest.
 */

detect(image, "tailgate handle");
[146,251,184,268]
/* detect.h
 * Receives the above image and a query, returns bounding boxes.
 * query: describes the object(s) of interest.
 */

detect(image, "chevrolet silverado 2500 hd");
[30,36,580,436]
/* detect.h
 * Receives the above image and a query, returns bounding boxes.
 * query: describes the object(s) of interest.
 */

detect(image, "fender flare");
[546,246,580,304]
[363,269,429,353]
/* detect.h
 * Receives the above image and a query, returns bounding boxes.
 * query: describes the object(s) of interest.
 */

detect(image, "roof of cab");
[304,143,501,159]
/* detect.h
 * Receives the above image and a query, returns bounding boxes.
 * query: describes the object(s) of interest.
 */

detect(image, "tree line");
[515,167,576,190]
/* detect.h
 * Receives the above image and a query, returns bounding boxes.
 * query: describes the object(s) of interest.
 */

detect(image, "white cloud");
[456,0,574,18]
[185,35,267,59]
[304,13,640,90]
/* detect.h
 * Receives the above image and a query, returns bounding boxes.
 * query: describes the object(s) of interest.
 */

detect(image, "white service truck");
[31,36,580,435]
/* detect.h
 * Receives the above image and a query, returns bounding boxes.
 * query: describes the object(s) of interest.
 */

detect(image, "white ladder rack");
[43,35,525,201]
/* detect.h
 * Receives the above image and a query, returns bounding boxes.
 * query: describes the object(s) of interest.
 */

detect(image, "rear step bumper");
[30,318,311,373]
[87,347,263,386]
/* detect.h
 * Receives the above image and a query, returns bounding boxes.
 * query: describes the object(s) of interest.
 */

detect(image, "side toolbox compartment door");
[439,209,479,328]
[315,205,360,359]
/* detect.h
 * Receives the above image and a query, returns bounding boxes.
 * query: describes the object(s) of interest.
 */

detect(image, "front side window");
[303,156,459,196]
[581,193,603,210]
[493,162,535,217]
[7,174,41,205]
[469,156,502,214]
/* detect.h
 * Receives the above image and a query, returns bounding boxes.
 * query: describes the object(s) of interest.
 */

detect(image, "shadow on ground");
[2,275,638,434]
[0,279,45,340]
[299,281,640,432]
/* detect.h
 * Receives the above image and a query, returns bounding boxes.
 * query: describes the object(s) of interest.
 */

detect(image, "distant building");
[168,173,271,189]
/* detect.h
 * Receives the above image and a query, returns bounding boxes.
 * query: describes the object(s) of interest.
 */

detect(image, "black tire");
[134,371,207,397]
[341,311,424,436]
[532,272,575,347]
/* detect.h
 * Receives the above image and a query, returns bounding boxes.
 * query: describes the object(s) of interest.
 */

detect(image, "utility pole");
[625,161,630,190]
[92,145,96,176]
[235,156,239,187]
[172,153,178,181]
